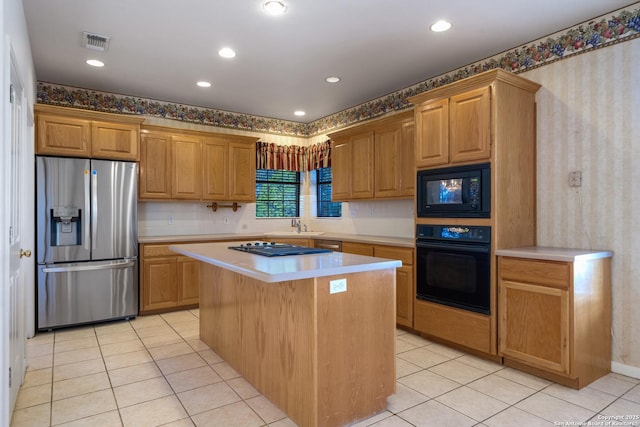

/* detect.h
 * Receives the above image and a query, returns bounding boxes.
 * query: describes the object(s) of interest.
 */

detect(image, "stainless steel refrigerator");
[36,156,138,330]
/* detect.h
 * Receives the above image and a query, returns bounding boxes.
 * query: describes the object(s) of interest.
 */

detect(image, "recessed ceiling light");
[294,111,306,117]
[85,59,104,67]
[430,20,452,32]
[325,76,341,83]
[263,1,287,15]
[218,47,236,58]
[197,81,212,88]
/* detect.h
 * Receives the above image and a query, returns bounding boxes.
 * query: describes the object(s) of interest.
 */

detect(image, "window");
[255,169,300,217]
[316,167,342,217]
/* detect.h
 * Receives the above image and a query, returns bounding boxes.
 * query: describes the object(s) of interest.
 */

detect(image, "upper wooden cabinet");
[413,86,490,168]
[35,105,143,160]
[410,69,541,170]
[139,125,258,202]
[172,134,203,200]
[328,111,414,201]
[399,120,416,197]
[139,132,172,199]
[228,141,256,202]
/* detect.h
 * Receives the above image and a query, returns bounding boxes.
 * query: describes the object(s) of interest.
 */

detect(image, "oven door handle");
[416,241,490,254]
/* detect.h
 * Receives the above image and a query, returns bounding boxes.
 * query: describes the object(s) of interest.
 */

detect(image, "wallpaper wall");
[522,38,640,373]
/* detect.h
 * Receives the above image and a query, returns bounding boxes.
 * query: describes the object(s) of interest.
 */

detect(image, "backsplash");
[138,198,414,239]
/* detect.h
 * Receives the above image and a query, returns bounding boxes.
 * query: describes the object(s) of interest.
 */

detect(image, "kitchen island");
[170,242,401,427]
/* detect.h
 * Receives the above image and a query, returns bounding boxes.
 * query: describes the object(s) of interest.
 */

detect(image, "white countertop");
[140,232,414,248]
[495,246,613,262]
[169,241,403,283]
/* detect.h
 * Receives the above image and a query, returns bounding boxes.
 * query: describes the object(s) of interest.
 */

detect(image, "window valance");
[256,140,331,172]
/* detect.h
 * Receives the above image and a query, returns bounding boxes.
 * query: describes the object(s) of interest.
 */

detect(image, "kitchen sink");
[264,231,325,236]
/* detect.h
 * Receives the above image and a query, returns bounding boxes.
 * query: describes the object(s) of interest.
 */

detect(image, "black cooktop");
[228,242,332,257]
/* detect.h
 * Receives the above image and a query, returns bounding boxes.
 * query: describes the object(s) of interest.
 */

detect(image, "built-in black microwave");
[417,163,490,218]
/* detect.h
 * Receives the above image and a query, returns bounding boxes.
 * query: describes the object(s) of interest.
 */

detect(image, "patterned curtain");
[256,140,331,172]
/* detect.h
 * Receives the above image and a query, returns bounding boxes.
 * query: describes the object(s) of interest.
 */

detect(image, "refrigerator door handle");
[91,168,98,251]
[84,168,91,251]
[41,259,136,273]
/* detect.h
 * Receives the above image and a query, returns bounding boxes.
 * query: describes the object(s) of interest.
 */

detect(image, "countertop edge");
[495,246,613,262]
[170,243,402,283]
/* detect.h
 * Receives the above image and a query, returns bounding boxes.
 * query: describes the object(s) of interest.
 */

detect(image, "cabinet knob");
[19,249,32,258]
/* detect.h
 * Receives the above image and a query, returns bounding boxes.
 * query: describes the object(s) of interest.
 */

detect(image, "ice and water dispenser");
[50,207,82,246]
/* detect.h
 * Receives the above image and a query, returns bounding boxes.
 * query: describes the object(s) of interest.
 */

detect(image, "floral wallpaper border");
[37,4,640,137]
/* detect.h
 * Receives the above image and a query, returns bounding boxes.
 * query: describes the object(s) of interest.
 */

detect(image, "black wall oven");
[416,224,491,315]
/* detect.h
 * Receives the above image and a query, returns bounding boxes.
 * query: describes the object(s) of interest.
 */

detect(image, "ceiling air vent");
[82,32,110,52]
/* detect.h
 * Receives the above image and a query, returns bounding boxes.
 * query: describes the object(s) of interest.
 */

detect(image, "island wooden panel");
[199,264,396,427]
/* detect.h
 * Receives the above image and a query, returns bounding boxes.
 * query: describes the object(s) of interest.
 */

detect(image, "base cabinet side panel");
[316,270,396,427]
[240,278,316,427]
[199,265,243,367]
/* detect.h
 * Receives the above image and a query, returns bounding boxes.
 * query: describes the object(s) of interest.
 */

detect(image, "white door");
[4,52,30,423]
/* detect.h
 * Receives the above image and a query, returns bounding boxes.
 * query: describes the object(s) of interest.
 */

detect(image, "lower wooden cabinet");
[498,253,612,389]
[140,243,206,314]
[342,242,414,327]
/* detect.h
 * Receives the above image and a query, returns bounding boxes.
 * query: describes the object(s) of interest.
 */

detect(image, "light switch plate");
[329,278,347,294]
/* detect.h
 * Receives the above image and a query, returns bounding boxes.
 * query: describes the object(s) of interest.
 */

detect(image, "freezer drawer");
[37,259,138,330]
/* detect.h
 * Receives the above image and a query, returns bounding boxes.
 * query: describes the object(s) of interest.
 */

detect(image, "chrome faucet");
[291,218,301,233]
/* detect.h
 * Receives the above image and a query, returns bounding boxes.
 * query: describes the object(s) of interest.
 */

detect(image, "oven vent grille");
[82,32,110,51]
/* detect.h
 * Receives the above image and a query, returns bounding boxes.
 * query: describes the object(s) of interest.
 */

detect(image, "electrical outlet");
[168,216,174,225]
[569,171,582,187]
[329,278,347,294]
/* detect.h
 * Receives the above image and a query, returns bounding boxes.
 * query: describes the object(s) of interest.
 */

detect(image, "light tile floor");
[11,309,640,427]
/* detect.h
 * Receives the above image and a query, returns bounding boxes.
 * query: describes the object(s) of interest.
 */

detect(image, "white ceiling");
[22,0,636,122]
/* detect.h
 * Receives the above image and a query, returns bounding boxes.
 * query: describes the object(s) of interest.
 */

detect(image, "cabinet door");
[331,139,351,201]
[141,257,178,312]
[203,138,229,200]
[229,141,255,202]
[499,279,570,374]
[415,99,449,168]
[350,131,375,199]
[91,121,140,161]
[449,86,491,163]
[172,135,203,200]
[374,125,402,198]
[400,121,415,197]
[395,265,413,327]
[177,257,200,306]
[36,113,91,157]
[375,245,414,327]
[139,132,172,199]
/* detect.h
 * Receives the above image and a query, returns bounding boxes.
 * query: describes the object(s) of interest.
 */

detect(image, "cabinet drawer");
[142,244,174,257]
[375,246,413,265]
[342,242,374,256]
[499,257,570,290]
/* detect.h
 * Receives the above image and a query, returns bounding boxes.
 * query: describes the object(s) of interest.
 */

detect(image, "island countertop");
[169,241,402,283]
